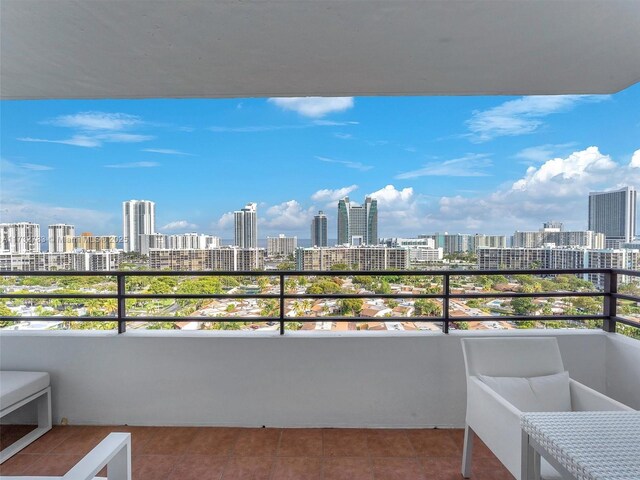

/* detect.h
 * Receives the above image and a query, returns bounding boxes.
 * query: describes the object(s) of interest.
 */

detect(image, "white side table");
[521,411,640,480]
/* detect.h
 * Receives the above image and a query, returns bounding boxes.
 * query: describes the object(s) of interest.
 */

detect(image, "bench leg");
[0,387,52,464]
[107,441,131,480]
[461,424,474,478]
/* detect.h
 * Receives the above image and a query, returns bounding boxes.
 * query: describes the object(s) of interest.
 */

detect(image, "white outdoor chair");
[0,371,52,463]
[460,337,633,480]
[0,432,131,480]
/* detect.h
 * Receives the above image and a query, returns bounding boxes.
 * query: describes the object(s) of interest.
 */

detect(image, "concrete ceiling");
[1,0,639,100]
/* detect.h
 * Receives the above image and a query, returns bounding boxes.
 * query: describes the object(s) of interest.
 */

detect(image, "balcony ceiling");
[1,0,639,100]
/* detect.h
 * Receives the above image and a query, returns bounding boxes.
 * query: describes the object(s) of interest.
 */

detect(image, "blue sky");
[1,85,639,239]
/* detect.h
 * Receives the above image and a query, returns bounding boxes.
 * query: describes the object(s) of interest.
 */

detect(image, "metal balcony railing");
[1,268,639,335]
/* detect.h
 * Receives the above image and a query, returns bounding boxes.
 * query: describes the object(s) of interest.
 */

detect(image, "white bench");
[0,432,131,480]
[0,371,52,463]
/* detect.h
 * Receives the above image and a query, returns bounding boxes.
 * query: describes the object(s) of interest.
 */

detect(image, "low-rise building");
[295,246,408,271]
[267,234,297,257]
[149,247,265,271]
[0,251,120,271]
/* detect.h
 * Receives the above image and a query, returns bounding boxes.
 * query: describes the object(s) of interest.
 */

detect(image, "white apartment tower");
[234,202,258,248]
[122,200,156,253]
[48,224,75,253]
[0,222,41,253]
[588,186,637,248]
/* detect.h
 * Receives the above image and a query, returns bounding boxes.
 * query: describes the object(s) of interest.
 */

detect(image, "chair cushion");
[0,371,50,410]
[478,371,571,412]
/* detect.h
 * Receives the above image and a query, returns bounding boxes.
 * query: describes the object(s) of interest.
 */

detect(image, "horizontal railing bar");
[122,294,282,299]
[450,292,603,299]
[0,316,117,321]
[0,292,608,300]
[612,293,640,303]
[612,316,640,328]
[448,314,607,321]
[0,293,117,299]
[1,314,609,323]
[282,293,443,299]
[610,269,640,277]
[0,268,618,277]
[121,316,447,323]
[124,316,280,322]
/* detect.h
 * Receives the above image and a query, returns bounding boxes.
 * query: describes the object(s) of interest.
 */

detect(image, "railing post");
[117,274,126,334]
[279,274,285,335]
[442,273,450,334]
[603,270,617,333]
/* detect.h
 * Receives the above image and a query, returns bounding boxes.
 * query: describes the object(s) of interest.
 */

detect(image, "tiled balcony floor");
[0,425,514,479]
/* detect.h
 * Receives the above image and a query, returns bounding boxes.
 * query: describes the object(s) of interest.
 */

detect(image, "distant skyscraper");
[311,210,328,247]
[588,186,636,248]
[48,224,75,253]
[123,200,156,253]
[337,197,378,245]
[234,202,258,248]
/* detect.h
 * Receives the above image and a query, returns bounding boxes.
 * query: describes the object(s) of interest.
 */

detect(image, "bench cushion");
[0,371,50,411]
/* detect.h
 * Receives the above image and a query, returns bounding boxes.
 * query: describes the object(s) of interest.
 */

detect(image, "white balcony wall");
[605,334,640,410]
[0,330,630,428]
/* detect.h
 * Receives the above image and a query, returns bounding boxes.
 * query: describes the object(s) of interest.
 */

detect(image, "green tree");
[511,297,536,316]
[415,299,440,316]
[338,298,363,315]
[306,279,341,295]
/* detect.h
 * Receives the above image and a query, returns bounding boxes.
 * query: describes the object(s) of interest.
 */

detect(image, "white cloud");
[21,111,152,148]
[368,185,415,205]
[18,133,152,148]
[316,156,373,172]
[396,153,492,179]
[366,185,425,234]
[268,97,354,118]
[630,149,640,168]
[467,95,609,142]
[311,185,359,203]
[432,146,640,233]
[142,148,192,156]
[217,212,235,230]
[104,161,159,169]
[514,143,577,164]
[18,135,102,147]
[0,199,116,234]
[19,163,54,171]
[510,146,616,197]
[47,112,140,131]
[161,220,198,231]
[261,200,314,230]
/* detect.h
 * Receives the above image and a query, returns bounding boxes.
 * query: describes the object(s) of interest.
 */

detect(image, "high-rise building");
[337,196,378,245]
[311,211,328,247]
[0,222,41,253]
[267,234,297,257]
[234,202,258,248]
[588,186,636,248]
[48,224,75,253]
[122,200,156,253]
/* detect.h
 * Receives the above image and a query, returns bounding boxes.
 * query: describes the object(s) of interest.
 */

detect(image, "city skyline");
[1,87,639,238]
